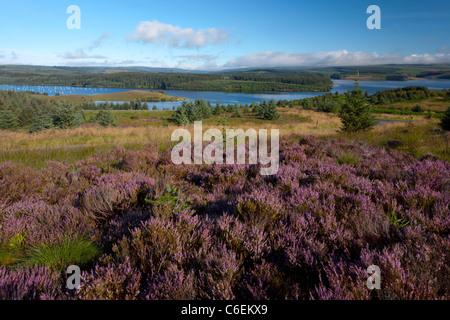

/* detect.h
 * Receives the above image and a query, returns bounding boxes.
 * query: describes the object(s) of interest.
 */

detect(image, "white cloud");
[127,20,230,48]
[88,32,109,50]
[0,51,20,64]
[63,50,106,60]
[63,59,142,67]
[178,54,217,62]
[223,50,450,69]
[63,32,109,60]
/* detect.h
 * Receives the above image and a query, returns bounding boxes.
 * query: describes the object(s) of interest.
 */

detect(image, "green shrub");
[440,107,450,131]
[302,99,314,110]
[339,81,375,132]
[29,112,55,133]
[257,100,280,120]
[412,104,424,113]
[317,100,340,113]
[95,109,117,127]
[53,103,84,129]
[232,108,243,118]
[0,109,19,130]
[173,107,189,126]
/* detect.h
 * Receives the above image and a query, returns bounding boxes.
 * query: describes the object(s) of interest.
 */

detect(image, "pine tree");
[29,112,55,133]
[186,102,203,122]
[302,98,314,110]
[440,107,450,131]
[173,107,189,126]
[197,100,212,119]
[213,103,223,115]
[339,80,375,132]
[95,109,117,127]
[54,103,83,129]
[0,109,19,130]
[260,100,280,120]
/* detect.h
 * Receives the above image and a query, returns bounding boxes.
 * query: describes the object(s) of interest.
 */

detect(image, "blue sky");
[0,0,449,70]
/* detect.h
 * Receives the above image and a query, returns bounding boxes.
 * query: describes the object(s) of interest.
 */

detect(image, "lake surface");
[332,79,450,95]
[0,85,134,96]
[1,79,449,109]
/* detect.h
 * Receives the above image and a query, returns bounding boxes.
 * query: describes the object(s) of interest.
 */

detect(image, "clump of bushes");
[254,100,280,120]
[172,100,213,125]
[412,104,424,113]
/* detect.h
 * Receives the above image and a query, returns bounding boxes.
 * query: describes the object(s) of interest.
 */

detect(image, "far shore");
[34,90,187,103]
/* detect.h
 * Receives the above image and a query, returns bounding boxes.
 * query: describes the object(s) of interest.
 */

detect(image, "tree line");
[0,90,116,132]
[0,70,333,93]
[172,99,280,125]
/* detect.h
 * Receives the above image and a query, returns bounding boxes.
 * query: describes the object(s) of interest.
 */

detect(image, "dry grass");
[341,119,450,161]
[1,107,446,166]
[1,109,342,150]
[0,125,176,150]
[386,97,450,112]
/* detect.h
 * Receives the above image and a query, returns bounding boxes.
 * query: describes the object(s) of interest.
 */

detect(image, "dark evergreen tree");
[257,100,280,120]
[95,109,117,127]
[0,109,19,130]
[339,81,375,132]
[440,107,450,131]
[54,103,83,129]
[29,112,55,133]
[173,107,189,126]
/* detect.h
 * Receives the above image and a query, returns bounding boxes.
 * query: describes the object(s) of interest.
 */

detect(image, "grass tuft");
[22,238,101,270]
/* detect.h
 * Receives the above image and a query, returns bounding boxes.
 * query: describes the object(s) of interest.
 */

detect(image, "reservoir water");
[1,79,449,109]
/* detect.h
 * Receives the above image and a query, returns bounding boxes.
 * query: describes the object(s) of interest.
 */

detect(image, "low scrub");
[0,138,448,300]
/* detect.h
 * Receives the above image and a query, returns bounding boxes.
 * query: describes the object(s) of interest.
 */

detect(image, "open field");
[1,106,448,167]
[34,90,185,103]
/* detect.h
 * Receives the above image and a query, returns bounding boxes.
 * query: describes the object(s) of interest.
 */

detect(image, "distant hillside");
[311,64,450,81]
[0,65,333,93]
[1,64,449,93]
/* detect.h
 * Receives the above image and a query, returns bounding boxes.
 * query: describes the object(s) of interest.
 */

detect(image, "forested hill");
[0,66,333,93]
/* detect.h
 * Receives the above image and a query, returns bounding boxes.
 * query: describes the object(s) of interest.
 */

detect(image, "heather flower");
[0,265,64,300]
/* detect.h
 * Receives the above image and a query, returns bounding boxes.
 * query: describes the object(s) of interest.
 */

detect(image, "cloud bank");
[223,50,450,69]
[127,20,230,48]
